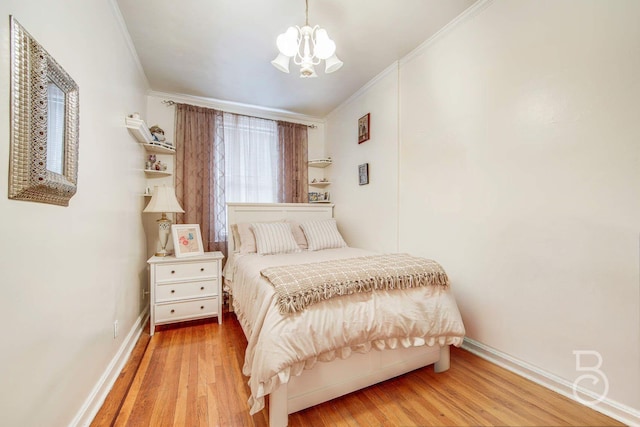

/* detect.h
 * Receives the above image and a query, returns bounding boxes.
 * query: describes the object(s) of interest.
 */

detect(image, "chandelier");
[271,0,343,78]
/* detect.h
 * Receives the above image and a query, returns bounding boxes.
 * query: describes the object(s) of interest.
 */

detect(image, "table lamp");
[143,185,185,256]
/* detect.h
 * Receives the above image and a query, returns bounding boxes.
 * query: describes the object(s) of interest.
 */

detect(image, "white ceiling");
[117,0,476,118]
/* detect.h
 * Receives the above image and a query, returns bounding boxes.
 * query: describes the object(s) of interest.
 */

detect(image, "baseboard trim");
[70,309,149,427]
[462,338,640,427]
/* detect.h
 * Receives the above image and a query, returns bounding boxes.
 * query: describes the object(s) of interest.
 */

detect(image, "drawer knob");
[171,270,175,274]
[200,306,204,310]
[171,290,175,293]
[200,286,205,290]
[170,309,175,313]
[200,268,205,271]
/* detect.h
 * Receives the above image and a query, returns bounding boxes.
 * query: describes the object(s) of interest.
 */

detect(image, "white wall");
[325,65,400,252]
[327,0,640,417]
[0,0,149,425]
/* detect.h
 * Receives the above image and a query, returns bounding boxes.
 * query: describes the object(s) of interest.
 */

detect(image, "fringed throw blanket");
[260,253,449,314]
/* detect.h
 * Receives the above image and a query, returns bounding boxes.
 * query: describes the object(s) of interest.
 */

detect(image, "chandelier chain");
[305,0,309,26]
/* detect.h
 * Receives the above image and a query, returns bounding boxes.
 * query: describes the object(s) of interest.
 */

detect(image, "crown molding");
[108,0,150,90]
[401,0,495,66]
[147,90,325,126]
[327,61,399,119]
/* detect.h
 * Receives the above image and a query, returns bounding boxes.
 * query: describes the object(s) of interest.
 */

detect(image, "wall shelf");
[127,117,176,153]
[309,181,331,187]
[127,114,175,198]
[142,142,176,154]
[308,159,332,168]
[126,117,154,143]
[145,169,172,177]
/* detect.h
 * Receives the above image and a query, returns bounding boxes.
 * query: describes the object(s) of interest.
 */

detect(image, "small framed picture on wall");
[358,113,370,144]
[358,163,369,185]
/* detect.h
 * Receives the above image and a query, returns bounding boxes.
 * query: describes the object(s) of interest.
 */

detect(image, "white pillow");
[287,220,308,250]
[251,222,300,255]
[230,224,241,252]
[235,222,257,254]
[300,218,347,251]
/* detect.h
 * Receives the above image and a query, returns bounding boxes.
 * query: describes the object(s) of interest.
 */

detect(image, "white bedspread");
[224,247,466,415]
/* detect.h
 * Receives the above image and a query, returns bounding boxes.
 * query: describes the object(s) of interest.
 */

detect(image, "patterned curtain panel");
[175,104,227,257]
[277,121,308,203]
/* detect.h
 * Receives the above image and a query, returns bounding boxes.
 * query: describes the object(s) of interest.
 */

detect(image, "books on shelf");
[308,191,330,203]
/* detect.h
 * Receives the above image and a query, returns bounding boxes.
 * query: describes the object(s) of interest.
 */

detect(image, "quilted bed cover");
[224,247,466,414]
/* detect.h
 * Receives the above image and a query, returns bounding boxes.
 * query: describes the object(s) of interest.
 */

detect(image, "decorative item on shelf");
[171,224,205,258]
[308,191,330,203]
[149,125,167,143]
[271,0,343,78]
[154,160,167,171]
[147,154,157,170]
[128,112,141,119]
[358,113,370,144]
[143,185,185,257]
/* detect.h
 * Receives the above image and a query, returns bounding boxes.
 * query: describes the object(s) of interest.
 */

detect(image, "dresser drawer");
[156,261,216,282]
[156,280,217,302]
[155,298,219,323]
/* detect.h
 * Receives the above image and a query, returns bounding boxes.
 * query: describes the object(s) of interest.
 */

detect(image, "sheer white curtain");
[222,112,279,203]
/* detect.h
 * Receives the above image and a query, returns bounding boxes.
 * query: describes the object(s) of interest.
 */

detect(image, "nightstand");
[147,251,224,336]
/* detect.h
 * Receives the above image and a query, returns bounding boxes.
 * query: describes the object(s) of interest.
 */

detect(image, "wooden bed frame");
[225,203,450,427]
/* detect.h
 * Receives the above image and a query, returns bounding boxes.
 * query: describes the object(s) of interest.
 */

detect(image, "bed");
[223,203,465,426]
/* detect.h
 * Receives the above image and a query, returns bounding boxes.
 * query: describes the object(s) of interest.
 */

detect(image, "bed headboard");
[226,203,335,252]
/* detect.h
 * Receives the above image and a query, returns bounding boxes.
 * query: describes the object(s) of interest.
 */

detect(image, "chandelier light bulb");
[276,27,299,57]
[314,29,336,60]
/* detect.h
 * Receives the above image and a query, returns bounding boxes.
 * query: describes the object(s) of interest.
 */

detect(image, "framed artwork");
[358,113,370,144]
[171,224,204,258]
[358,163,369,185]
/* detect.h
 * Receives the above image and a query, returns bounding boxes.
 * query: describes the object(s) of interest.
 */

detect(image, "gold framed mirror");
[9,16,79,206]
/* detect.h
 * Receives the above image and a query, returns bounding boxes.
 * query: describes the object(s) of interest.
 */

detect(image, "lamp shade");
[271,53,291,73]
[324,54,344,73]
[143,185,184,213]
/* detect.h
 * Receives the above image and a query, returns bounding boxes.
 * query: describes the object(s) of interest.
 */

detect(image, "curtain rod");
[162,99,317,128]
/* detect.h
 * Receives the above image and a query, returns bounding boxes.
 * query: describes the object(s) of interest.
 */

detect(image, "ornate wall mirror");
[9,16,79,206]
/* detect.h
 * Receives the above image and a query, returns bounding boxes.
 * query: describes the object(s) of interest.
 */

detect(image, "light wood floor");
[92,313,622,426]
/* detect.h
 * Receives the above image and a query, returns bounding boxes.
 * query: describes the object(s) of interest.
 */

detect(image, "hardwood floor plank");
[94,313,624,427]
[172,324,192,426]
[149,329,184,426]
[90,329,150,427]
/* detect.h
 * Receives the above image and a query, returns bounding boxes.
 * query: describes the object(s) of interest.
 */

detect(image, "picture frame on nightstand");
[171,224,204,258]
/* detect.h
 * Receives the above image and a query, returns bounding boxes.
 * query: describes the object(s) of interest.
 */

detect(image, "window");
[222,112,279,203]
